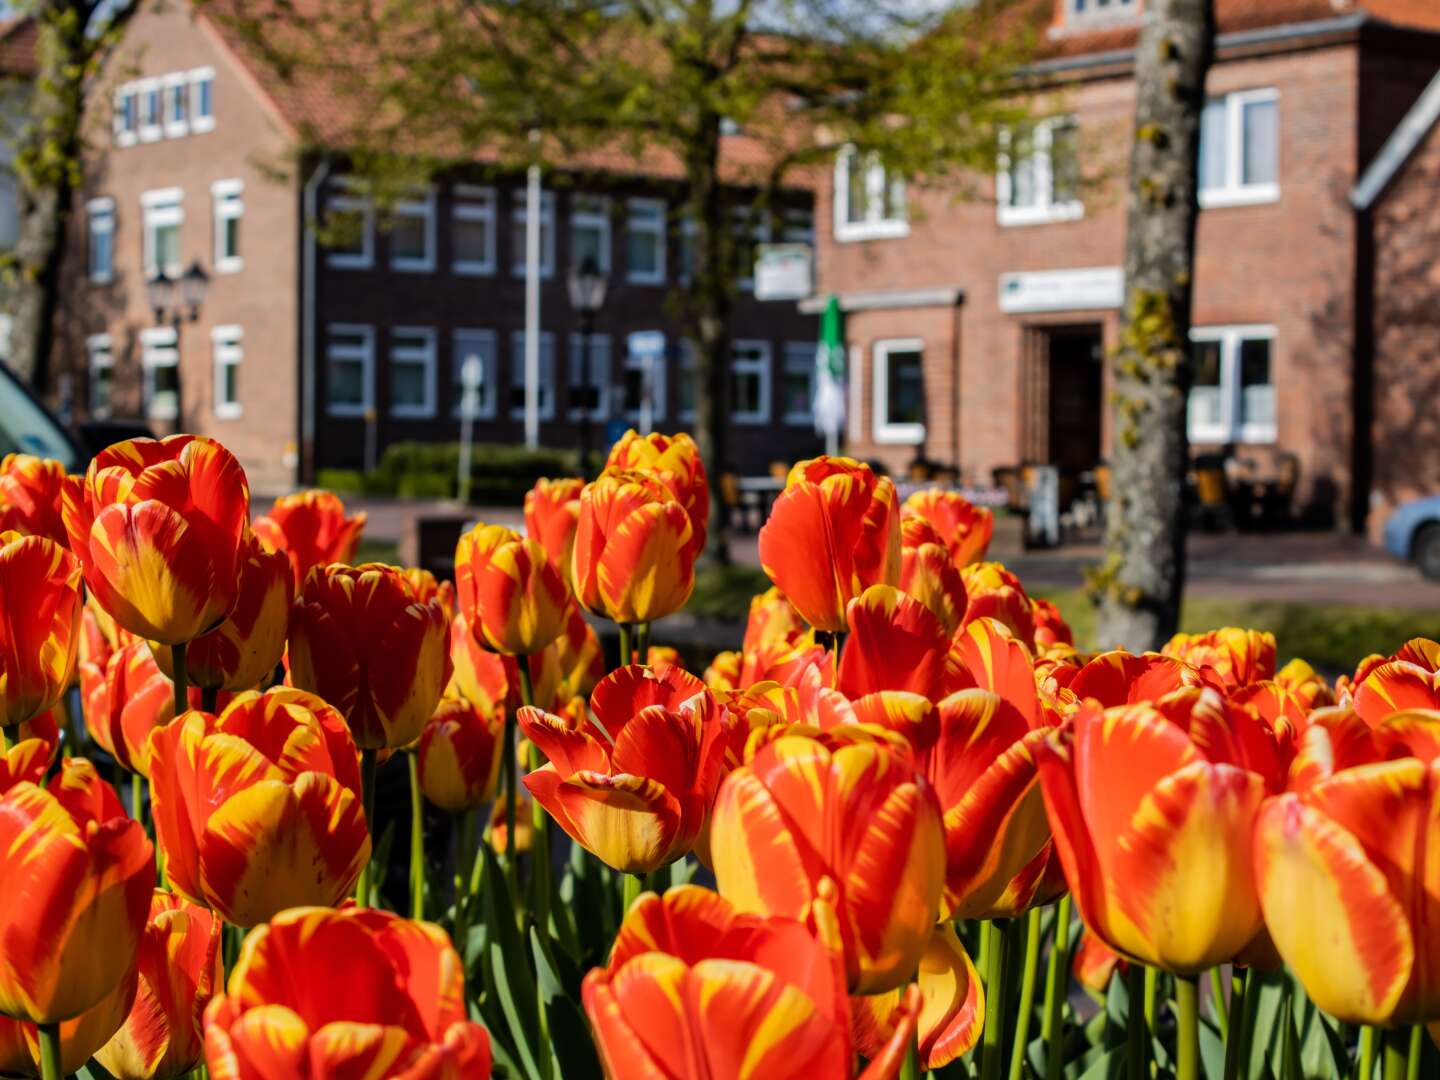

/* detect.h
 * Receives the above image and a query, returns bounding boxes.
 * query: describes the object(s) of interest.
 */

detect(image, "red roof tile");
[0,17,39,79]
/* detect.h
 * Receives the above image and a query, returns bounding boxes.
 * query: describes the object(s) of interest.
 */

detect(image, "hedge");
[316,442,584,505]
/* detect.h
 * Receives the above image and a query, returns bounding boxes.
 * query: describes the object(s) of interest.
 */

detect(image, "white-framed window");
[389,327,437,418]
[625,198,666,284]
[1065,0,1136,21]
[211,324,243,419]
[997,117,1083,226]
[570,195,611,273]
[452,329,498,419]
[86,198,115,284]
[189,68,215,133]
[389,188,436,272]
[86,334,113,418]
[1199,89,1279,208]
[113,89,137,146]
[451,185,496,275]
[834,146,908,241]
[211,179,243,273]
[509,331,557,420]
[781,342,816,426]
[325,324,374,417]
[141,188,183,277]
[510,190,555,278]
[733,208,770,292]
[1188,325,1276,444]
[138,80,162,142]
[622,332,667,424]
[163,74,188,137]
[325,182,374,269]
[677,340,696,421]
[873,338,925,445]
[677,216,698,283]
[730,340,771,424]
[567,333,611,420]
[140,326,179,421]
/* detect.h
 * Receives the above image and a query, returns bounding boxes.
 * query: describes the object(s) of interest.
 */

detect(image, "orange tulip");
[1352,660,1440,726]
[0,530,82,730]
[1073,929,1127,995]
[1274,657,1335,710]
[455,522,569,656]
[93,891,222,1080]
[203,906,492,1079]
[1162,627,1276,691]
[0,757,153,1024]
[148,688,371,926]
[1032,598,1074,648]
[0,737,51,788]
[418,694,505,812]
[511,599,605,713]
[901,488,993,568]
[960,562,1034,645]
[250,489,366,587]
[523,475,584,584]
[519,664,730,873]
[605,429,710,557]
[0,968,137,1077]
[80,639,174,776]
[448,608,514,714]
[710,732,946,993]
[583,884,920,1080]
[1035,693,1268,974]
[900,516,969,635]
[838,584,963,702]
[1068,649,1208,706]
[288,562,452,749]
[758,456,900,632]
[0,453,68,545]
[487,790,534,854]
[61,435,250,645]
[745,586,808,650]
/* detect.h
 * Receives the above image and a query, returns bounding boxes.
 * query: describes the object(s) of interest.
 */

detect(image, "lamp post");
[145,259,210,428]
[567,254,609,480]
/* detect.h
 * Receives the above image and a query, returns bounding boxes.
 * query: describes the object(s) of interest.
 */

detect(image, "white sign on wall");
[754,243,814,301]
[998,266,1124,314]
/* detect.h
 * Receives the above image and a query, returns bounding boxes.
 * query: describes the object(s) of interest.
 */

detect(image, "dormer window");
[1067,0,1136,21]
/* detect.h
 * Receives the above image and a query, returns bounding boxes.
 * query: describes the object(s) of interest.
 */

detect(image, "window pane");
[454,217,490,265]
[886,350,924,425]
[1008,141,1037,208]
[392,362,426,408]
[627,226,660,276]
[169,85,186,124]
[90,226,111,277]
[156,224,179,269]
[93,366,112,413]
[883,173,906,221]
[1050,122,1080,203]
[195,78,213,119]
[391,215,427,261]
[1238,337,1274,428]
[1241,99,1278,186]
[1188,340,1223,431]
[1199,100,1228,191]
[145,89,160,126]
[731,370,760,414]
[328,205,365,255]
[330,359,364,405]
[221,361,238,404]
[223,216,240,260]
[151,363,179,414]
[846,157,867,223]
[573,223,605,268]
[782,369,810,417]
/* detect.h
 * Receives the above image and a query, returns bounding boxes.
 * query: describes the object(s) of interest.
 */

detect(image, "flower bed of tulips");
[0,433,1438,1080]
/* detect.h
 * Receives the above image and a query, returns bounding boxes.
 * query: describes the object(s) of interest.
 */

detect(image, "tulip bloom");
[0,737,51,788]
[0,971,137,1077]
[758,456,900,632]
[1035,695,1268,974]
[1274,657,1335,710]
[80,639,174,777]
[605,429,710,556]
[1032,598,1074,648]
[960,562,1035,645]
[902,489,993,568]
[251,489,366,586]
[204,906,492,1079]
[1352,660,1440,726]
[448,609,513,714]
[1068,650,1207,707]
[94,891,222,1080]
[148,688,371,926]
[1163,627,1276,691]
[838,585,962,702]
[584,884,920,1080]
[900,516,968,635]
[710,733,946,993]
[519,664,729,873]
[61,435,250,646]
[289,562,452,749]
[523,475,584,583]
[418,695,505,812]
[0,453,68,545]
[0,757,153,1024]
[0,531,82,730]
[455,522,569,656]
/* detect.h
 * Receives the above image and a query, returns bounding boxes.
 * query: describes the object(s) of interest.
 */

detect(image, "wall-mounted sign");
[755,243,813,301]
[998,266,1124,314]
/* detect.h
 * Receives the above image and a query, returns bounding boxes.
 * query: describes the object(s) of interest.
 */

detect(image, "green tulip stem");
[1143,965,1158,1034]
[1360,1027,1378,1080]
[1126,965,1147,1080]
[899,1027,920,1080]
[1176,975,1200,1080]
[356,747,378,906]
[454,807,478,958]
[1406,1025,1421,1080]
[131,771,143,824]
[1383,1026,1409,1080]
[1222,971,1245,1080]
[1210,967,1229,1039]
[36,1022,61,1080]
[407,750,424,919]
[634,621,651,662]
[623,871,644,915]
[501,708,519,903]
[201,684,219,714]
[617,623,633,667]
[0,723,8,752]
[1043,895,1074,1080]
[516,661,550,936]
[1009,908,1043,1080]
[980,919,1010,1080]
[171,641,189,716]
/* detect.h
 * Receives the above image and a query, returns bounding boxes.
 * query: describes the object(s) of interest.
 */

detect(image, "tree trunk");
[1094,0,1214,652]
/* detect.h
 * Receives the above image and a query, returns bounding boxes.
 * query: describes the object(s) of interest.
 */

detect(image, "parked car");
[1,360,152,467]
[1382,495,1440,581]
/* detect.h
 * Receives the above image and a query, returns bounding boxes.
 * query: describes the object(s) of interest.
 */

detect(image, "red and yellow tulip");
[250,489,366,587]
[80,639,174,777]
[900,515,969,635]
[455,522,569,656]
[0,453,68,545]
[0,530,82,730]
[448,609,514,714]
[523,475,584,585]
[147,688,371,926]
[0,736,52,788]
[203,905,492,1079]
[0,969,137,1077]
[1352,660,1440,726]
[418,694,505,812]
[1068,650,1207,707]
[1163,627,1277,691]
[960,562,1034,645]
[838,584,963,702]
[1274,657,1335,710]
[1031,598,1074,648]
[901,488,993,569]
[605,428,710,557]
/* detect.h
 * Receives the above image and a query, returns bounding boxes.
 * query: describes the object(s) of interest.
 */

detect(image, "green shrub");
[376,442,581,505]
[315,468,366,494]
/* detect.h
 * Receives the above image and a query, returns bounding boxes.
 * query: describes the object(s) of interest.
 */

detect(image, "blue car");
[1382,496,1440,581]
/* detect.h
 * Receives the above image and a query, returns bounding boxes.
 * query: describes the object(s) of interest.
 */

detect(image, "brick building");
[58,0,819,494]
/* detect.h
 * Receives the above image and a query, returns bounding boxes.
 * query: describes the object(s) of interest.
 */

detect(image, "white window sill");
[998,201,1085,228]
[453,261,496,276]
[215,258,243,274]
[1199,185,1280,209]
[192,118,215,134]
[214,404,243,420]
[164,123,189,139]
[391,259,436,274]
[391,406,436,419]
[874,423,925,445]
[835,220,909,243]
[626,273,666,286]
[115,133,137,148]
[1237,426,1277,445]
[510,267,554,280]
[783,413,812,426]
[733,413,770,426]
[327,405,370,418]
[327,255,373,270]
[452,407,498,420]
[139,127,163,143]
[147,406,178,422]
[89,273,113,286]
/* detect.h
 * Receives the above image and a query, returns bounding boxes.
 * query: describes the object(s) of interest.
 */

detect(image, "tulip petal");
[708,768,816,922]
[88,502,218,645]
[546,771,683,875]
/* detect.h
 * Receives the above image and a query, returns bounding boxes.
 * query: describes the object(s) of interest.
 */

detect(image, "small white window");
[509,331,556,420]
[190,68,215,133]
[86,198,115,284]
[567,333,610,420]
[873,338,925,445]
[212,180,243,273]
[87,334,113,418]
[997,117,1083,226]
[138,81,162,142]
[141,326,179,421]
[452,185,496,275]
[452,329,498,419]
[510,191,555,278]
[1199,89,1279,208]
[625,198,666,285]
[141,188,183,277]
[211,325,243,419]
[623,332,666,425]
[781,342,816,426]
[389,188,436,272]
[834,147,908,242]
[389,327,437,418]
[1188,326,1276,444]
[730,340,771,424]
[570,195,611,273]
[1066,0,1136,20]
[677,340,696,421]
[325,183,374,269]
[733,208,770,293]
[113,90,137,145]
[326,324,374,417]
[163,74,188,137]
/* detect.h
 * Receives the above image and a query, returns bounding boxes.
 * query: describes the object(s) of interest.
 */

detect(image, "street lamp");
[145,258,211,429]
[567,254,609,479]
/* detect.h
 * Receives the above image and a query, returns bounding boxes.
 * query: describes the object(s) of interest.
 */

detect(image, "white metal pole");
[524,161,541,449]
[458,355,480,504]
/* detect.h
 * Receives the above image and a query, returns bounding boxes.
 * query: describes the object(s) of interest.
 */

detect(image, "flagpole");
[524,132,541,450]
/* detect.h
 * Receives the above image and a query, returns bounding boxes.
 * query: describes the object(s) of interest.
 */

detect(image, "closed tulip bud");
[523,476,584,585]
[61,435,249,646]
[902,489,994,568]
[250,489,366,587]
[1274,657,1335,710]
[94,891,222,1080]
[0,530,82,730]
[0,757,153,1024]
[455,522,569,656]
[0,453,68,545]
[900,517,968,635]
[1163,627,1277,691]
[203,906,492,1079]
[418,695,505,812]
[759,456,900,632]
[289,563,452,749]
[487,791,534,854]
[605,429,710,556]
[148,688,371,927]
[711,733,946,993]
[960,561,1034,645]
[81,639,174,777]
[573,468,696,625]
[839,584,965,702]
[0,967,137,1077]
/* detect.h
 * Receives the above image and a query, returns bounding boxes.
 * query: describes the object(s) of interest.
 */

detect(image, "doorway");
[1045,325,1104,476]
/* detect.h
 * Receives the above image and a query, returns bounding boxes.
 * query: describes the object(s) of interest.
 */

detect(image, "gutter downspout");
[301,157,331,486]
